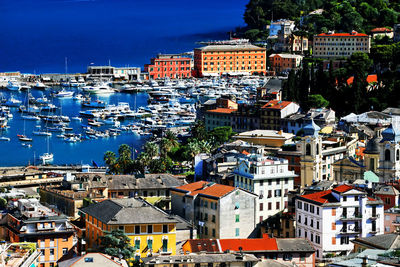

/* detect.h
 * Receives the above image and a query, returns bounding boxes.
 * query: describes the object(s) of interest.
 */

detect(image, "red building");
[144,54,192,80]
[375,185,399,210]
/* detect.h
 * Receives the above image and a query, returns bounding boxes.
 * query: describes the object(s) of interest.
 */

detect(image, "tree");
[209,126,234,145]
[308,94,330,108]
[191,120,208,141]
[117,144,134,174]
[99,230,136,265]
[104,151,117,173]
[144,142,159,159]
[0,197,7,209]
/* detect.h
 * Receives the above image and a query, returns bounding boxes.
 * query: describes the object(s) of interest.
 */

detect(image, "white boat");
[0,136,10,141]
[72,116,82,121]
[34,82,47,90]
[6,81,20,91]
[83,83,115,94]
[40,152,53,163]
[53,90,74,98]
[21,115,40,121]
[3,97,22,107]
[73,94,84,101]
[33,130,52,136]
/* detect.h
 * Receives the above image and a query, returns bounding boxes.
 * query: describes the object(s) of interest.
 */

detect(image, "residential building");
[383,208,400,233]
[205,107,237,131]
[171,181,257,239]
[296,184,384,259]
[87,66,141,80]
[80,198,178,259]
[351,233,400,252]
[230,104,261,133]
[313,31,371,59]
[261,212,296,238]
[268,20,295,37]
[233,129,294,148]
[289,34,309,53]
[193,40,266,77]
[142,253,259,267]
[144,54,192,80]
[260,100,300,130]
[374,185,399,210]
[58,253,128,267]
[2,199,76,267]
[182,234,315,267]
[234,154,296,222]
[370,27,393,39]
[269,54,303,73]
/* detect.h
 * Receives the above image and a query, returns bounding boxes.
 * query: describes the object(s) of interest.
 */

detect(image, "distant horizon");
[0,0,247,74]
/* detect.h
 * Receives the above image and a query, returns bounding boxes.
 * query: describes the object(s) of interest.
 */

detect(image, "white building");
[296,184,384,259]
[234,154,297,223]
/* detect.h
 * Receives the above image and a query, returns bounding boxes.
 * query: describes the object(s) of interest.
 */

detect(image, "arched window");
[306,144,311,156]
[369,158,375,171]
[316,144,319,155]
[385,149,391,161]
[397,150,399,161]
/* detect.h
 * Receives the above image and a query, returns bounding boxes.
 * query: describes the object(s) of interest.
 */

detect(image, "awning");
[363,171,379,183]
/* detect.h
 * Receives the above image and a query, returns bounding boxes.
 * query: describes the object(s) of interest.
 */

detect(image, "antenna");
[65,57,68,75]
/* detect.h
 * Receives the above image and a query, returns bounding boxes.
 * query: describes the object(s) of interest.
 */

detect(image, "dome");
[303,119,321,137]
[364,135,381,154]
[381,124,400,142]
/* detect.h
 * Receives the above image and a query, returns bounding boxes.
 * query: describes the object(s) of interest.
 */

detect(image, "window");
[235,228,240,237]
[62,248,68,255]
[50,249,54,256]
[212,215,216,223]
[162,239,168,252]
[235,202,240,209]
[298,215,301,223]
[147,239,153,249]
[212,229,216,237]
[385,149,391,161]
[298,201,302,209]
[118,226,124,231]
[260,203,263,211]
[276,202,280,210]
[355,196,359,201]
[163,225,168,233]
[317,207,320,215]
[343,196,347,202]
[298,229,301,236]
[235,215,240,222]
[340,236,349,244]
[317,221,319,229]
[275,189,281,197]
[306,144,311,155]
[147,225,153,234]
[135,225,140,234]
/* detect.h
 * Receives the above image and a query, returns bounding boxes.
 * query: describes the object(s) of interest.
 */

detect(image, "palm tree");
[117,144,133,174]
[164,130,179,148]
[144,142,159,159]
[104,151,116,166]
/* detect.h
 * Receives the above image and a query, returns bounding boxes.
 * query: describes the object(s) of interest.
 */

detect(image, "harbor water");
[0,89,149,166]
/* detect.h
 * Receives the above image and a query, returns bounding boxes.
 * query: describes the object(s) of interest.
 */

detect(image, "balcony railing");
[340,227,361,234]
[340,213,362,220]
[369,228,380,234]
[392,220,400,225]
[370,214,379,220]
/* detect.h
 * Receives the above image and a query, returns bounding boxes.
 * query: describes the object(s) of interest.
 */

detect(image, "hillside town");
[2,2,400,267]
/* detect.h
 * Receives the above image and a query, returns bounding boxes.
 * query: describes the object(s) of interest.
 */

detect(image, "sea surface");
[0,0,248,74]
[0,89,149,166]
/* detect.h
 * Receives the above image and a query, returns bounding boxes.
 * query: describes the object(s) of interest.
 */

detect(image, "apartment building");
[80,198,178,259]
[234,154,296,222]
[205,108,237,131]
[296,184,384,259]
[260,100,300,130]
[193,40,266,77]
[313,31,371,59]
[144,54,192,80]
[2,199,75,267]
[269,54,303,73]
[171,181,256,239]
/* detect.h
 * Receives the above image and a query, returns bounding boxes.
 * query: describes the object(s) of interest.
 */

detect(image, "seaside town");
[2,0,400,267]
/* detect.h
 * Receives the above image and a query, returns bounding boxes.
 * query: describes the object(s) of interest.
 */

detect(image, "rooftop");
[206,108,238,114]
[316,31,368,37]
[262,100,294,110]
[80,198,178,225]
[269,54,303,59]
[352,233,400,250]
[371,27,392,33]
[143,253,259,265]
[235,130,294,140]
[58,253,128,267]
[173,181,235,199]
[196,44,265,52]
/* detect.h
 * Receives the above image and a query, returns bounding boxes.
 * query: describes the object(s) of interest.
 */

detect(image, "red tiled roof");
[333,184,354,193]
[317,32,368,37]
[184,239,220,253]
[368,196,378,201]
[219,236,278,252]
[174,181,235,198]
[299,190,336,204]
[242,150,250,155]
[206,108,237,114]
[371,27,392,33]
[262,100,293,110]
[347,74,377,85]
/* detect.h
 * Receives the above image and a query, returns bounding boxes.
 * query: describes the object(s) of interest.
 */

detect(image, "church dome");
[303,119,321,137]
[364,135,381,154]
[381,124,400,142]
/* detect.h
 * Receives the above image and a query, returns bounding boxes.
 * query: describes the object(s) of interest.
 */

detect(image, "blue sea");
[0,89,149,166]
[0,0,247,74]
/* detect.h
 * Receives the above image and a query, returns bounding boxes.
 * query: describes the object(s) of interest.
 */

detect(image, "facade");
[260,100,300,130]
[87,66,141,80]
[370,27,393,39]
[230,104,261,133]
[205,108,238,131]
[171,181,257,239]
[58,253,128,267]
[80,198,178,259]
[2,199,75,267]
[0,242,41,267]
[383,208,400,233]
[233,129,294,148]
[144,54,192,80]
[296,184,384,259]
[281,108,336,134]
[269,54,303,73]
[313,31,371,59]
[374,185,399,210]
[193,41,266,77]
[290,34,309,53]
[234,154,296,222]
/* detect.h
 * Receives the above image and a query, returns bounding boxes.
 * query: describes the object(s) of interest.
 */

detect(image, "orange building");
[144,54,192,80]
[194,41,266,77]
[2,199,75,267]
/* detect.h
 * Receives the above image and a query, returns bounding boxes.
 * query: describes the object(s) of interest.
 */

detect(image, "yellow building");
[233,129,294,148]
[80,198,178,260]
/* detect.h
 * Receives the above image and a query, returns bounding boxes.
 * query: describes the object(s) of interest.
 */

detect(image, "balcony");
[340,213,362,221]
[370,214,379,220]
[340,227,361,234]
[369,228,380,234]
[392,220,400,225]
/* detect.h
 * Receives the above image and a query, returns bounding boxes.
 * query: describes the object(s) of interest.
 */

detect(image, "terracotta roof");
[371,27,392,33]
[206,108,237,114]
[368,196,378,201]
[174,181,235,198]
[262,100,293,110]
[184,239,220,253]
[219,236,278,252]
[242,150,250,155]
[299,190,337,204]
[317,32,368,37]
[333,184,354,193]
[347,74,378,85]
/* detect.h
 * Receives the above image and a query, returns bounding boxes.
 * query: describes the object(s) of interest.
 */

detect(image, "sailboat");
[21,88,40,121]
[18,92,33,142]
[40,136,53,164]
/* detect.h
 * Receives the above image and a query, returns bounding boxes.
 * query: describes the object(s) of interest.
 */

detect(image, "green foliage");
[0,198,7,209]
[103,144,134,174]
[209,126,235,145]
[308,94,329,108]
[99,229,135,263]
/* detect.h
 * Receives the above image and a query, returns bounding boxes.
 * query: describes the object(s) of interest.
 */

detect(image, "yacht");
[0,136,10,141]
[6,81,20,91]
[17,135,32,142]
[83,82,114,94]
[3,97,22,107]
[40,153,53,164]
[53,90,74,98]
[81,99,105,108]
[34,82,47,90]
